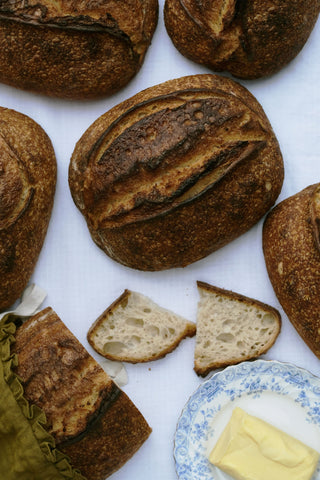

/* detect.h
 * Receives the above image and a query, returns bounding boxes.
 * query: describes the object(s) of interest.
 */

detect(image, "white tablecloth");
[2,2,320,479]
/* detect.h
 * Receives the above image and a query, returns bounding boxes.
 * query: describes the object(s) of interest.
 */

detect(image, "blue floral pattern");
[174,360,320,480]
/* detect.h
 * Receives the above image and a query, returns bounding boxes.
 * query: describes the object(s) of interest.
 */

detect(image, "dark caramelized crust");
[69,74,283,270]
[13,307,151,480]
[164,0,320,79]
[263,184,320,359]
[0,0,158,99]
[0,108,56,311]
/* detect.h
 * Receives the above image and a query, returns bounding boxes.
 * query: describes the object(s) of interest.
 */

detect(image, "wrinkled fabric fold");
[0,313,87,480]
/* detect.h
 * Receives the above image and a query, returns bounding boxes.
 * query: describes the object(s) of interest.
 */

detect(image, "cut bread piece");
[194,281,281,377]
[88,290,196,363]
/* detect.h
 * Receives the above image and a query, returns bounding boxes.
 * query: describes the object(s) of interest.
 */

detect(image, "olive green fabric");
[0,314,87,480]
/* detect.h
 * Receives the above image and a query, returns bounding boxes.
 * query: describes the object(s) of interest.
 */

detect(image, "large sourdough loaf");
[12,307,151,480]
[263,184,320,359]
[69,74,284,271]
[164,0,320,79]
[0,108,56,311]
[0,0,158,99]
[194,281,281,377]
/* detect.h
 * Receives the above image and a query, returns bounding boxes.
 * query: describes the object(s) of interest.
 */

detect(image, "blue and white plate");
[174,360,320,480]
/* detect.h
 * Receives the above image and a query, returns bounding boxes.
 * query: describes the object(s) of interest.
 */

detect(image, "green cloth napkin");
[0,305,87,479]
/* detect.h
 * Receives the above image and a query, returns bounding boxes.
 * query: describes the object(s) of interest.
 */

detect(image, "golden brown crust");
[0,108,56,311]
[0,0,158,99]
[69,73,283,271]
[164,0,320,79]
[263,184,320,359]
[13,307,151,480]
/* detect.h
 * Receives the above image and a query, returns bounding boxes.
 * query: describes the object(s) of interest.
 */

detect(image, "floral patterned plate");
[174,360,320,480]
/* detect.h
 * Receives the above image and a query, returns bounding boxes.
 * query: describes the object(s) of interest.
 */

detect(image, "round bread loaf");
[0,0,158,99]
[164,0,320,79]
[69,74,284,271]
[0,108,56,311]
[263,184,320,359]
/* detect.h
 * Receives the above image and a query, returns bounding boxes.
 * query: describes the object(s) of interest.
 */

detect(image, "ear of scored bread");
[12,307,151,480]
[87,290,196,363]
[194,281,281,377]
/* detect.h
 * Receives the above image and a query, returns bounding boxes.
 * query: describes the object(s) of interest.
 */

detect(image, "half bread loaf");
[194,281,281,377]
[13,307,151,480]
[87,290,196,363]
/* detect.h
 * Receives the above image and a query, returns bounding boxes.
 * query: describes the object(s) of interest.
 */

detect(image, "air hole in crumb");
[217,333,234,343]
[126,317,144,327]
[103,341,126,355]
[146,325,160,336]
[262,314,276,326]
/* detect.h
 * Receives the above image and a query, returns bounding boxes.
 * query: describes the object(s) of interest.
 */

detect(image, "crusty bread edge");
[194,281,282,377]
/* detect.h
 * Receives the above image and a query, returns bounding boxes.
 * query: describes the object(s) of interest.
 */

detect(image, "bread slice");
[87,290,196,363]
[194,281,281,377]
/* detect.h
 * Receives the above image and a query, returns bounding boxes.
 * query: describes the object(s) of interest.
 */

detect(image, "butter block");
[209,407,319,480]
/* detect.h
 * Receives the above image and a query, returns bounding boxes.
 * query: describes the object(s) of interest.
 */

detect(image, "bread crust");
[13,307,151,480]
[0,108,56,311]
[69,73,283,270]
[195,281,281,376]
[263,184,320,359]
[0,0,158,99]
[164,0,320,79]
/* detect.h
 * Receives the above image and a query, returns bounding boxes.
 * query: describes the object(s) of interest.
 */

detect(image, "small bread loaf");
[0,0,158,99]
[69,73,283,271]
[0,108,56,311]
[194,281,281,377]
[263,184,320,359]
[88,289,196,363]
[164,0,320,79]
[13,307,151,480]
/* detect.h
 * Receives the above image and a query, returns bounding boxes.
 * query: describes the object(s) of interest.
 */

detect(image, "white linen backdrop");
[1,2,319,479]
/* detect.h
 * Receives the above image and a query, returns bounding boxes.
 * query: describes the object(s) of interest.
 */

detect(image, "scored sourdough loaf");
[0,0,158,99]
[0,108,56,311]
[12,307,151,480]
[194,281,281,377]
[69,73,284,271]
[87,289,196,362]
[263,184,320,359]
[164,0,320,79]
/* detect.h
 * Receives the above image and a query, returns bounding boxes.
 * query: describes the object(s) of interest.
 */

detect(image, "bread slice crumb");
[88,290,196,363]
[194,281,281,377]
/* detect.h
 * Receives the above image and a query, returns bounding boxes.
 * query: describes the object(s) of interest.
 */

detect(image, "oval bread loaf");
[263,184,320,359]
[69,73,284,271]
[0,108,56,311]
[0,0,158,99]
[164,0,320,79]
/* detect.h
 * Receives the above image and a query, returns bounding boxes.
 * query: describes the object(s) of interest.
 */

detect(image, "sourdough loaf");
[0,108,56,311]
[69,73,284,271]
[263,184,320,359]
[194,281,281,377]
[87,289,196,363]
[164,0,320,79]
[12,307,151,480]
[0,0,158,99]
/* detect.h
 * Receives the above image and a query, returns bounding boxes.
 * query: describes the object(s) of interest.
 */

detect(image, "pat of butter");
[209,407,319,480]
